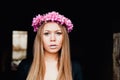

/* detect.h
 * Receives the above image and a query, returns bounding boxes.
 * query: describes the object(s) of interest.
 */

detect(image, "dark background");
[0,1,114,80]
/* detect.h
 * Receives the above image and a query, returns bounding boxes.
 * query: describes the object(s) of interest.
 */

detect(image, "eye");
[56,32,62,35]
[44,32,50,36]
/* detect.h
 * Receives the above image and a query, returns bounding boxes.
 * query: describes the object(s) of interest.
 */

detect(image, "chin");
[49,51,59,54]
[48,49,60,54]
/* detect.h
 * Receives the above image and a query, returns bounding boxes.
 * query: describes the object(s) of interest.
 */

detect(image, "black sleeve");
[15,59,32,80]
[72,60,83,80]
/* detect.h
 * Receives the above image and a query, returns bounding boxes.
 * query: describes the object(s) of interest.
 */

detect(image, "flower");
[31,11,73,33]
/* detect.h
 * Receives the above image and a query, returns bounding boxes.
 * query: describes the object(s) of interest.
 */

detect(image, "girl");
[16,11,82,80]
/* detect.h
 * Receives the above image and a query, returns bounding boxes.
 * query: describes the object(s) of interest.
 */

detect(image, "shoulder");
[17,58,32,71]
[71,60,83,80]
[71,60,81,69]
[15,58,32,80]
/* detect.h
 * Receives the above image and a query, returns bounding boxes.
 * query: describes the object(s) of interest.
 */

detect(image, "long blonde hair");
[26,23,72,80]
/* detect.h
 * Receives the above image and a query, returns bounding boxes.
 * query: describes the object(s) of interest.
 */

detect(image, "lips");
[50,44,57,49]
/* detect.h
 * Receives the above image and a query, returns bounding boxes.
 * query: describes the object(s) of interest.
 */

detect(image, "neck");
[44,51,59,63]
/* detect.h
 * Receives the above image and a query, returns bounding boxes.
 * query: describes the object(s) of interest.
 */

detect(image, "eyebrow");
[44,30,62,32]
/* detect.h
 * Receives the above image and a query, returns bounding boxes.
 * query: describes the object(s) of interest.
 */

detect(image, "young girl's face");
[42,22,63,54]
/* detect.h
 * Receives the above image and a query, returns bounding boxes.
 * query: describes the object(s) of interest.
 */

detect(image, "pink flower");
[31,11,73,33]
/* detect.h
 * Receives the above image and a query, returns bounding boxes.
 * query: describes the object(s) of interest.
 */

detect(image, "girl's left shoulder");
[71,60,83,80]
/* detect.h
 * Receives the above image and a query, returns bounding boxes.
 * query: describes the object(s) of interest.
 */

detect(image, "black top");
[15,58,83,80]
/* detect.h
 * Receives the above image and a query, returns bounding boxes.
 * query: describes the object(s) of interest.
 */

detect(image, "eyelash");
[44,33,49,35]
[56,32,62,35]
[44,32,62,36]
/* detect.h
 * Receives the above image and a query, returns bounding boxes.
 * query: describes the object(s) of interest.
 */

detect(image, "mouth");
[50,45,57,49]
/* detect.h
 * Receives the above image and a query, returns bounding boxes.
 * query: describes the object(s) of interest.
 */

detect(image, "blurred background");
[0,1,113,80]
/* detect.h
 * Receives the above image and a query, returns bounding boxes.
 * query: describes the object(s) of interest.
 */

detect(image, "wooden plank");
[113,33,120,80]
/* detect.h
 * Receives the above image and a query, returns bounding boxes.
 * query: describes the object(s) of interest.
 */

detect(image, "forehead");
[43,22,62,31]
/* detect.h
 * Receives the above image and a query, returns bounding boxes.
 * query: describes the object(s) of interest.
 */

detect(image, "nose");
[50,33,56,42]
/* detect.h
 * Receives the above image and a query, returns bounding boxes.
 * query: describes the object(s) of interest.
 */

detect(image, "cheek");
[57,36,63,44]
[42,39,49,50]
[42,37,49,45]
[43,35,50,40]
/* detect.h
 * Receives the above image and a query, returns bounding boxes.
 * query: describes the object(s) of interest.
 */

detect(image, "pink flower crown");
[31,11,73,33]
